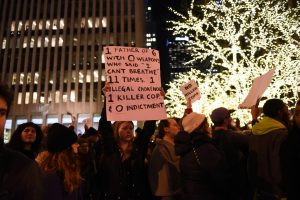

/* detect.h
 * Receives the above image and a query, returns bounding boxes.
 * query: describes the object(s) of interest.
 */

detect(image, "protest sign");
[104,46,167,121]
[180,80,201,103]
[239,68,275,109]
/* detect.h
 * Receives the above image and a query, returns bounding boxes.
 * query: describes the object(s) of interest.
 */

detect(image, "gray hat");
[210,107,234,123]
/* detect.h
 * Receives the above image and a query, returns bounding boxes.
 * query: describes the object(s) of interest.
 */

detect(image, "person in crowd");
[6,121,43,159]
[175,112,228,200]
[284,100,300,200]
[211,107,249,200]
[77,137,99,200]
[82,127,103,154]
[82,127,99,141]
[148,118,182,200]
[37,123,82,200]
[0,83,43,200]
[248,99,289,200]
[98,84,156,200]
[82,126,103,154]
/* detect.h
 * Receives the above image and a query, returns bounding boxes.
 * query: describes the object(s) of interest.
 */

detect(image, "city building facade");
[0,0,146,141]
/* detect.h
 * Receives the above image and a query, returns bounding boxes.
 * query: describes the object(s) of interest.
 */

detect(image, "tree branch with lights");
[165,0,300,124]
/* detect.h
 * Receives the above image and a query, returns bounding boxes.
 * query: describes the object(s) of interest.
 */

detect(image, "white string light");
[165,0,300,125]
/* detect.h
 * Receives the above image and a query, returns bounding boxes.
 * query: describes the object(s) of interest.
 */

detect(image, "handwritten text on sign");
[104,46,167,121]
[180,80,201,103]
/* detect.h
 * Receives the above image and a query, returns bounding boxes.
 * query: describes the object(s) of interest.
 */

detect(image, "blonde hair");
[38,149,81,193]
[112,121,134,160]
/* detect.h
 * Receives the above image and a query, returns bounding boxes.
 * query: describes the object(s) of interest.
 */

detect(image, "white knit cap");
[182,112,206,134]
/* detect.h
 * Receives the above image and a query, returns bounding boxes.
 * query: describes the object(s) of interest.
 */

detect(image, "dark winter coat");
[248,117,288,198]
[284,124,300,200]
[78,151,100,200]
[174,131,229,200]
[42,172,82,200]
[98,105,156,200]
[0,140,44,200]
[212,128,249,200]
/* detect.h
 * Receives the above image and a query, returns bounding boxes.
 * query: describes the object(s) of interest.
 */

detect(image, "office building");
[0,0,146,141]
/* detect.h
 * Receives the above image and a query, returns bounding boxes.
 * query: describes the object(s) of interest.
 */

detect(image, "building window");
[31,116,43,125]
[16,117,28,127]
[62,114,72,127]
[46,115,58,125]
[93,114,100,130]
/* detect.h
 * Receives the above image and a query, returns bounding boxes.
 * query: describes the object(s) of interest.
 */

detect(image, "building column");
[135,0,145,47]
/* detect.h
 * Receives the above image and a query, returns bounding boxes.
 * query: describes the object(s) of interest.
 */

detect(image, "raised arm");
[98,86,117,153]
[251,98,260,126]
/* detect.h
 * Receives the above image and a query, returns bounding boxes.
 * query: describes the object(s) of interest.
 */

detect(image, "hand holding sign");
[250,98,260,120]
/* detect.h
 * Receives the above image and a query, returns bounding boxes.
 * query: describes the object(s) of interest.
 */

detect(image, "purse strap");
[192,147,201,166]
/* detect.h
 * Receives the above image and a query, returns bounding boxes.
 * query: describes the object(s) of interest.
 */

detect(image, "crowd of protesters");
[0,82,299,200]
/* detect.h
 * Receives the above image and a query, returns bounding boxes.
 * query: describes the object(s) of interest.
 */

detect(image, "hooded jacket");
[252,117,286,135]
[148,138,181,197]
[249,116,288,197]
[6,122,43,159]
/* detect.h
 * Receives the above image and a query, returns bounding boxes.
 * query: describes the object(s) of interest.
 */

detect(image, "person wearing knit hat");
[6,121,43,160]
[182,112,206,134]
[46,123,78,153]
[174,111,229,200]
[38,123,82,200]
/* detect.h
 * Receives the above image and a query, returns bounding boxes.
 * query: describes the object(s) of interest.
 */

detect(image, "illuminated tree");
[165,0,300,124]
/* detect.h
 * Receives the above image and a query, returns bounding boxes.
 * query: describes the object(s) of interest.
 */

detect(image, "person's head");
[7,122,43,152]
[112,121,134,143]
[210,107,234,128]
[158,118,180,140]
[82,127,100,143]
[77,137,89,155]
[0,84,13,139]
[263,99,290,127]
[46,123,78,154]
[293,100,300,128]
[182,112,211,136]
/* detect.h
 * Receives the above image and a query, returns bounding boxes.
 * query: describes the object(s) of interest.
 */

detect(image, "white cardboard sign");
[239,68,275,108]
[180,80,201,103]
